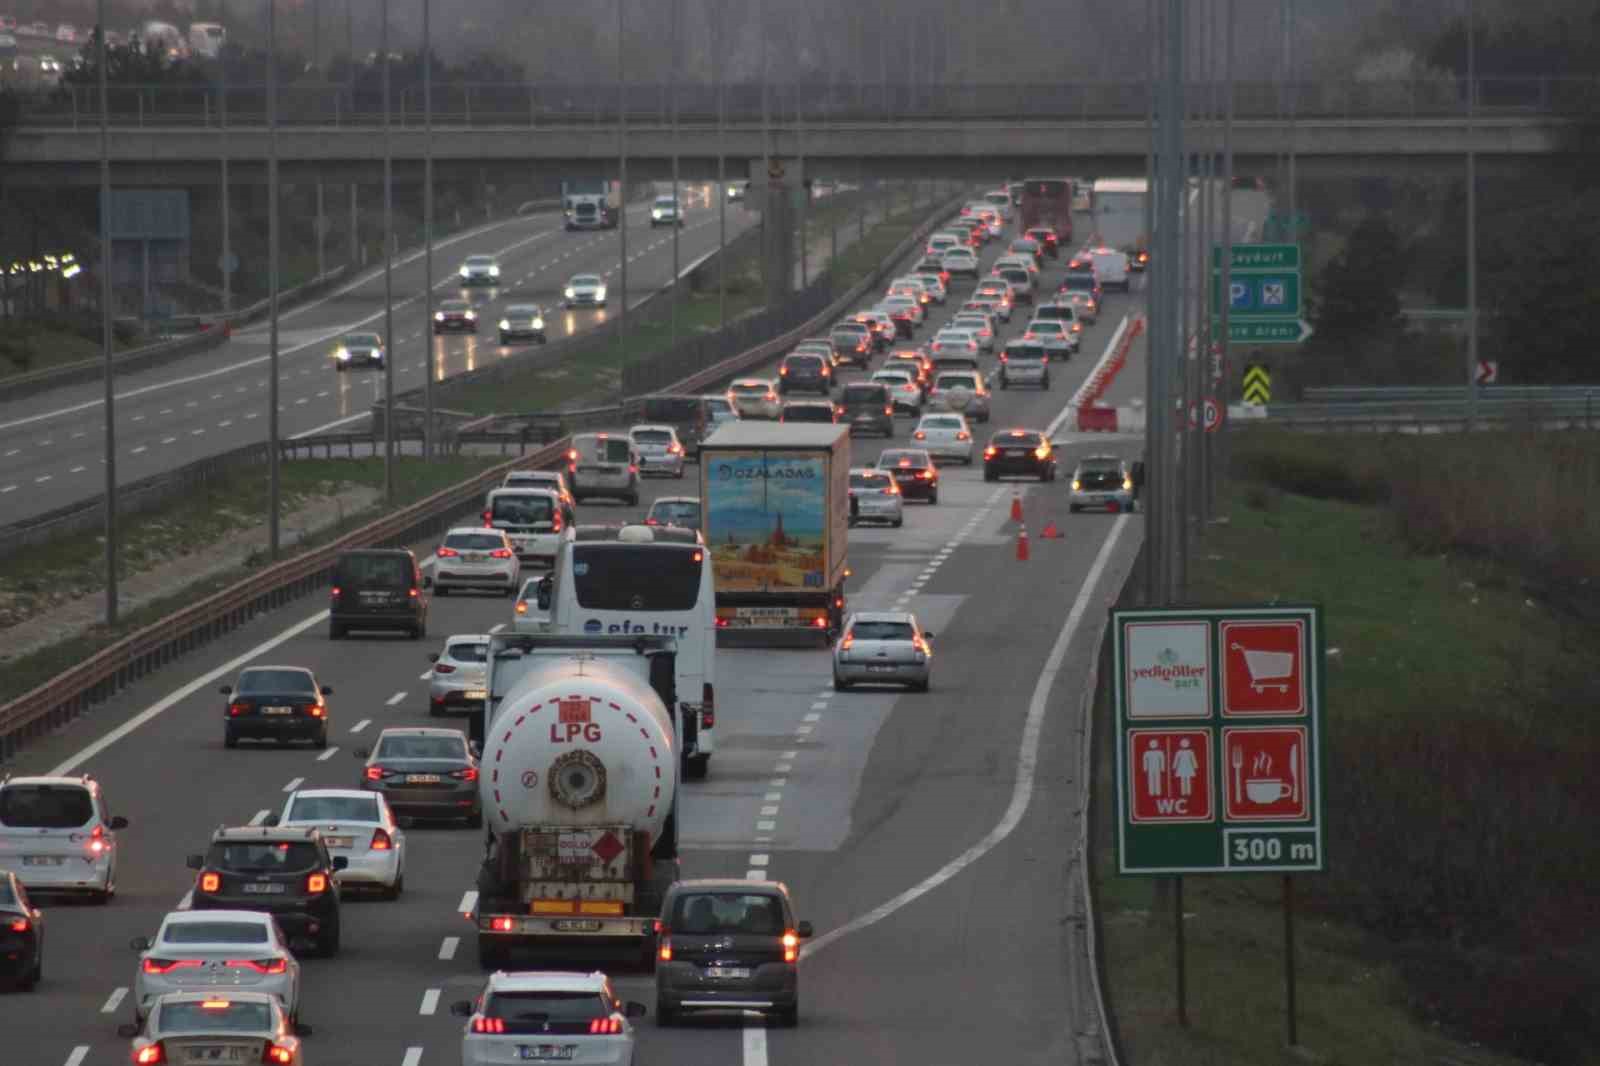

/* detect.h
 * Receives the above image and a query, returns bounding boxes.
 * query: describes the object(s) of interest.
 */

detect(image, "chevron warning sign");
[1242,365,1271,406]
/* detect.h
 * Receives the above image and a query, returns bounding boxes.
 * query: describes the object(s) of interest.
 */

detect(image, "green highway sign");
[1226,319,1313,344]
[1214,273,1301,317]
[1212,243,1299,271]
[1113,605,1328,875]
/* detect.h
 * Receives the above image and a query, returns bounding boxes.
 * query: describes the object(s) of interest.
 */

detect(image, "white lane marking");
[34,474,50,483]
[2,448,17,456]
[803,515,1132,961]
[249,809,272,826]
[458,889,479,915]
[159,408,173,415]
[401,1049,423,1066]
[282,776,304,793]
[317,746,340,762]
[489,623,505,634]
[218,419,232,428]
[386,691,407,706]
[69,465,86,473]
[794,725,813,735]
[802,713,821,723]
[191,428,206,435]
[176,888,194,910]
[756,820,776,831]
[769,778,787,788]
[781,750,798,759]
[351,719,371,734]
[185,400,197,408]
[774,763,792,773]
[809,701,828,711]
[419,988,441,1015]
[749,854,769,866]
[764,792,783,802]
[439,936,460,961]
[0,485,14,493]
[100,987,128,1014]
[161,436,177,444]
[65,1047,90,1066]
[760,806,780,816]
[743,1021,768,1066]
[418,671,432,681]
[746,869,766,880]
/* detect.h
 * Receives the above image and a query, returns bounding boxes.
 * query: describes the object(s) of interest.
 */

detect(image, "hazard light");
[782,931,800,963]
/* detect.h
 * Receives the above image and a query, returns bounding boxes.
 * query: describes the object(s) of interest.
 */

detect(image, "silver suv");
[0,774,128,902]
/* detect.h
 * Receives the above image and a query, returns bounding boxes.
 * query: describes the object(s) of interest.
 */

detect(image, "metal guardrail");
[0,193,962,762]
[13,77,1596,128]
[1249,395,1600,432]
[1302,385,1600,403]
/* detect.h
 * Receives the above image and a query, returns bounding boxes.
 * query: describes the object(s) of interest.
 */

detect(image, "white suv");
[0,774,128,902]
[452,971,646,1066]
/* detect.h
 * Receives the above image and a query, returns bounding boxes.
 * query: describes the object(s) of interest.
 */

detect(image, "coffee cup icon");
[1245,778,1292,804]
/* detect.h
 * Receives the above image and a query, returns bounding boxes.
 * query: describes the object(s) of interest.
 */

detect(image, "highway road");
[0,192,758,523]
[0,191,1263,1066]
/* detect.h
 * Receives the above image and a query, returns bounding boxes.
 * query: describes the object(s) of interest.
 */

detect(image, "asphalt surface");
[0,192,758,522]
[0,191,1266,1066]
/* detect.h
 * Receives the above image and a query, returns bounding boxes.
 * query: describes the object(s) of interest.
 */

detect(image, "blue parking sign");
[1229,280,1253,311]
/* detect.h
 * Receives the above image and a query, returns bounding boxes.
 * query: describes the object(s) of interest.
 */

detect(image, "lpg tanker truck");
[468,633,682,970]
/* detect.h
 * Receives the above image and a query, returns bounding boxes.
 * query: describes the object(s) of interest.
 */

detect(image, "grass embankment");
[1095,429,1600,1066]
[443,200,934,416]
[0,318,132,378]
[0,456,497,706]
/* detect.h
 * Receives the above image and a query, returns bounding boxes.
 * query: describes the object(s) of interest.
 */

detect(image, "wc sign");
[1111,605,1327,875]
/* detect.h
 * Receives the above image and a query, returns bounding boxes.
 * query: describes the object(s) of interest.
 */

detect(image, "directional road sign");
[1214,274,1301,317]
[1230,319,1312,345]
[1213,243,1299,271]
[1113,605,1328,875]
[1242,365,1270,406]
[1476,360,1498,385]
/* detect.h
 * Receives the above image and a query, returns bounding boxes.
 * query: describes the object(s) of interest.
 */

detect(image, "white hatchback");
[453,971,646,1066]
[848,467,903,528]
[432,527,520,596]
[132,911,301,1024]
[270,790,405,899]
[912,412,975,464]
[629,424,687,478]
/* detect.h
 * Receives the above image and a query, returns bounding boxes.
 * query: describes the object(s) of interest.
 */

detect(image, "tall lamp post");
[669,0,680,345]
[380,0,394,501]
[267,0,282,557]
[97,0,117,624]
[616,0,628,341]
[422,0,435,461]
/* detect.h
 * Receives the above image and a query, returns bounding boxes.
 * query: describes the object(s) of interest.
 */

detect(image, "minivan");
[640,394,710,459]
[566,433,641,504]
[839,382,895,438]
[329,548,429,640]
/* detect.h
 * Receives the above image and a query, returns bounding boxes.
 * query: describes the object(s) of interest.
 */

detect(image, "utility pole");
[422,0,435,461]
[1465,0,1479,429]
[97,0,117,625]
[616,0,628,341]
[1215,0,1236,520]
[219,0,230,317]
[669,0,680,345]
[716,0,726,327]
[267,0,281,557]
[381,0,394,500]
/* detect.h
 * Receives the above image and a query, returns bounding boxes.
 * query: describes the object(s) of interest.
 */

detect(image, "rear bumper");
[190,896,332,937]
[834,659,929,685]
[332,849,401,887]
[657,964,797,1011]
[986,457,1052,478]
[331,609,423,631]
[11,858,111,892]
[435,567,517,590]
[226,715,325,739]
[1072,490,1134,509]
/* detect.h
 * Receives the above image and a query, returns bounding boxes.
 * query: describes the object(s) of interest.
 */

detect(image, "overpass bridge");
[2,77,1582,185]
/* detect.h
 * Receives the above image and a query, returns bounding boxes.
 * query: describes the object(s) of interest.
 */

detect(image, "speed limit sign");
[1203,398,1222,432]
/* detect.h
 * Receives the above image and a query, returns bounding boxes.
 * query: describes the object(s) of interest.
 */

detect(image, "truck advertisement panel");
[705,450,830,595]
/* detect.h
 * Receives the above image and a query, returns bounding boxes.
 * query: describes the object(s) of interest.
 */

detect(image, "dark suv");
[828,324,873,369]
[777,352,831,396]
[655,878,812,1027]
[186,827,346,956]
[640,394,710,460]
[328,549,429,640]
[838,383,894,438]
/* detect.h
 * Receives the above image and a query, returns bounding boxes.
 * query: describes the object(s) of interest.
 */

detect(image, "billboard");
[704,449,829,594]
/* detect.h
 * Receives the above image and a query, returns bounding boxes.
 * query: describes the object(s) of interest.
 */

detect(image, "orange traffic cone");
[1016,525,1030,561]
[1040,520,1061,539]
[1010,493,1024,522]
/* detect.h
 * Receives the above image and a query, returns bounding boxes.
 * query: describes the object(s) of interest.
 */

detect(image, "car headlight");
[488,266,499,277]
[465,310,476,319]
[532,317,544,329]
[433,311,444,321]
[564,287,576,299]
[334,347,350,360]
[594,286,607,301]
[1073,480,1083,492]
[458,267,469,278]
[498,319,511,330]
[651,209,663,220]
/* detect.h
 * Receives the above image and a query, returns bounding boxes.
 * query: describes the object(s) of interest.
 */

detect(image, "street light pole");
[716,0,726,328]
[381,0,394,501]
[616,0,628,341]
[669,0,680,345]
[1215,0,1235,520]
[219,0,230,317]
[422,0,434,461]
[267,0,281,558]
[1465,0,1479,429]
[97,0,117,625]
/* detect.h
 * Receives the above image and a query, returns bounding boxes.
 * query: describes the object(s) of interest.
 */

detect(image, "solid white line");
[64,1046,89,1066]
[401,1049,423,1066]
[100,987,128,1014]
[743,1021,769,1066]
[50,610,330,775]
[419,988,441,1015]
[439,936,460,961]
[249,809,271,826]
[316,746,340,762]
[386,692,407,706]
[282,777,304,793]
[802,515,1131,962]
[351,719,371,734]
[458,889,479,915]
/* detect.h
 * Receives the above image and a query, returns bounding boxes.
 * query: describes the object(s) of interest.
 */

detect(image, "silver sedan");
[832,611,934,691]
[132,911,301,1024]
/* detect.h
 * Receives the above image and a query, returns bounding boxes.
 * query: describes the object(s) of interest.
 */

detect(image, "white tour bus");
[520,523,717,779]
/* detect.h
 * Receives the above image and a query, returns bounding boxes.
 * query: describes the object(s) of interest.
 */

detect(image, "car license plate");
[405,774,442,784]
[518,1046,576,1062]
[705,966,751,979]
[323,836,354,848]
[359,590,388,603]
[262,706,293,715]
[1006,449,1027,456]
[551,919,602,932]
[242,883,286,894]
[184,1048,248,1064]
[466,552,486,561]
[465,689,488,701]
[867,664,896,673]
[22,856,62,866]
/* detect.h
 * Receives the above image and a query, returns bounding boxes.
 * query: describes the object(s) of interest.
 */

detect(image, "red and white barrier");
[1071,313,1145,432]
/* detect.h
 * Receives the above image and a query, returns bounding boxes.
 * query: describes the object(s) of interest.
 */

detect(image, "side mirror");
[353,747,371,759]
[109,815,129,830]
[320,685,333,696]
[797,920,814,939]
[116,1023,140,1039]
[185,854,204,870]
[449,1000,474,1018]
[129,935,151,951]
[624,1001,648,1019]
[423,575,434,589]
[218,685,233,696]
[468,741,481,758]
[921,632,934,641]
[332,856,350,870]
[262,813,279,827]
[293,1023,315,1038]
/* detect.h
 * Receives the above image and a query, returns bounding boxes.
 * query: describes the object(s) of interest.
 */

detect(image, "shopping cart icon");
[1230,643,1294,694]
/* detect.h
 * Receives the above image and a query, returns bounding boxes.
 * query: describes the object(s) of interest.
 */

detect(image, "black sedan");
[877,448,940,504]
[0,871,43,991]
[221,666,333,749]
[983,428,1057,482]
[433,298,479,333]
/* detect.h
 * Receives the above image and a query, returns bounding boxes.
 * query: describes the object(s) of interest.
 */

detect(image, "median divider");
[1074,314,1144,433]
[0,192,968,763]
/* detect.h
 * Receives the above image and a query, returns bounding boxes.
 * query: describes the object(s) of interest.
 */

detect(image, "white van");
[481,487,574,567]
[1087,247,1131,292]
[566,432,641,504]
[188,21,225,58]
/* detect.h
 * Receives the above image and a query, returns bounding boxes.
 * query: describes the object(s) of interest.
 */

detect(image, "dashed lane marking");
[282,777,304,793]
[386,692,407,706]
[65,1046,89,1066]
[317,746,340,762]
[419,989,441,1015]
[439,936,460,961]
[100,987,128,1014]
[351,719,371,733]
[250,809,272,826]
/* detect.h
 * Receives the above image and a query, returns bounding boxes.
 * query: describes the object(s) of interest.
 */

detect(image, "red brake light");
[481,509,492,522]
[567,449,578,462]
[551,511,564,533]
[307,873,328,893]
[134,1044,165,1065]
[226,957,287,974]
[472,1017,507,1034]
[491,916,516,932]
[956,431,971,441]
[1035,444,1052,460]
[515,601,528,615]
[702,683,715,728]
[308,703,326,718]
[984,446,998,459]
[369,828,392,851]
[782,931,800,963]
[329,586,341,599]
[264,1046,294,1065]
[436,547,460,558]
[365,766,386,781]
[668,442,683,454]
[8,917,28,933]
[199,873,220,893]
[779,366,788,375]
[884,484,899,496]
[589,1017,624,1035]
[913,431,926,440]
[840,634,854,650]
[916,470,934,479]
[450,767,480,782]
[433,663,455,674]
[228,701,249,717]
[812,616,828,628]
[898,458,911,467]
[143,958,203,974]
[490,548,513,559]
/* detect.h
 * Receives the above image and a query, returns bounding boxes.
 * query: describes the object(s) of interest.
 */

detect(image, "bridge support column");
[761,179,794,306]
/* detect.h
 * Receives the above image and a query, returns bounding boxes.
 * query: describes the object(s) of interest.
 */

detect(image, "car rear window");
[447,642,489,663]
[922,416,964,430]
[376,735,468,760]
[879,450,929,468]
[850,472,892,489]
[730,382,769,395]
[1036,306,1074,320]
[491,495,554,524]
[1005,345,1047,361]
[504,472,554,488]
[286,795,380,823]
[936,375,977,390]
[781,405,835,423]
[649,501,701,526]
[484,991,609,1035]
[211,842,322,874]
[237,669,315,694]
[632,429,673,445]
[851,621,915,641]
[576,438,632,463]
[671,892,786,935]
[161,921,269,945]
[993,431,1044,446]
[0,879,14,906]
[571,545,702,611]
[157,1001,274,1034]
[784,355,823,370]
[1000,269,1029,282]
[334,552,413,589]
[842,385,888,403]
[0,785,93,828]
[1030,321,1067,334]
[444,532,509,551]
